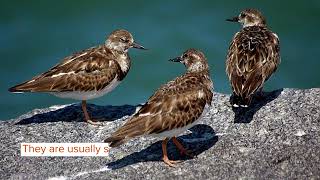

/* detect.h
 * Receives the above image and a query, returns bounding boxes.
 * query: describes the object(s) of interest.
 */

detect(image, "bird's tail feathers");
[104,136,127,147]
[103,116,147,147]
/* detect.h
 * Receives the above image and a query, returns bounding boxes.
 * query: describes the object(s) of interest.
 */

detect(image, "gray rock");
[0,88,319,179]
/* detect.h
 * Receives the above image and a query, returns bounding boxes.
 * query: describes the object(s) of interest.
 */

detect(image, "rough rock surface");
[0,88,319,179]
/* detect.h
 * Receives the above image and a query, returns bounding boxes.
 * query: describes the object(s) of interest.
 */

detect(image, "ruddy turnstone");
[226,9,280,107]
[9,29,146,125]
[104,49,213,167]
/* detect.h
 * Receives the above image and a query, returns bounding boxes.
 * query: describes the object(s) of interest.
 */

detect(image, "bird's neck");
[114,51,131,74]
[243,23,266,28]
[187,61,209,73]
[104,46,131,74]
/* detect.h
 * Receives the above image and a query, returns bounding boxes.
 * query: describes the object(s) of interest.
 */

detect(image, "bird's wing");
[226,27,280,98]
[105,75,213,147]
[9,46,124,92]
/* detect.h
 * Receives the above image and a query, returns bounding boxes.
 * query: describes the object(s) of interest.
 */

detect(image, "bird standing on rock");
[226,9,280,107]
[104,49,213,167]
[9,29,147,125]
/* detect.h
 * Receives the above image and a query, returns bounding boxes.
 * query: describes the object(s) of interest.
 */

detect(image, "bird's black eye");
[240,13,246,18]
[183,54,188,58]
[120,38,129,43]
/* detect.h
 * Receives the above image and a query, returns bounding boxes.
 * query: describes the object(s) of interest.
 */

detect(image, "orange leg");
[162,138,180,167]
[81,100,101,125]
[172,137,194,157]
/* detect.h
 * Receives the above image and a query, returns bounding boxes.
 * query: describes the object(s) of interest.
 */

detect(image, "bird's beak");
[169,57,183,62]
[132,42,147,50]
[226,16,239,22]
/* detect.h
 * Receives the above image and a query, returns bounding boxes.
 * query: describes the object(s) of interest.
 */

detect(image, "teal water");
[1,1,319,120]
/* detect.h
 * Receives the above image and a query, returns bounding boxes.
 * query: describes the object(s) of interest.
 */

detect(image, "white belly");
[151,104,210,138]
[51,78,121,100]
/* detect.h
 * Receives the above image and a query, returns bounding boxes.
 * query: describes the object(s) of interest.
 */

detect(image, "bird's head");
[169,48,209,72]
[105,29,147,53]
[227,9,266,27]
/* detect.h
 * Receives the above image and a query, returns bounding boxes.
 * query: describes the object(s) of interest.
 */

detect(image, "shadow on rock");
[15,104,136,125]
[106,124,218,169]
[231,89,283,123]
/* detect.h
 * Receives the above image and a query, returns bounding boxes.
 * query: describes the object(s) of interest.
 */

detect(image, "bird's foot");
[163,156,181,167]
[85,119,103,126]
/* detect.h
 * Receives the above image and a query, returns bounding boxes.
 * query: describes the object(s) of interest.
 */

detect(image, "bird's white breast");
[51,77,120,100]
[117,54,130,73]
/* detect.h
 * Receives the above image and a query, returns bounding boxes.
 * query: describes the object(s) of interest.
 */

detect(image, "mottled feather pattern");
[105,70,213,147]
[9,46,127,93]
[226,26,280,101]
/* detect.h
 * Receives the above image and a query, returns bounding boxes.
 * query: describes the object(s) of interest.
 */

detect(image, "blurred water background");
[1,0,319,120]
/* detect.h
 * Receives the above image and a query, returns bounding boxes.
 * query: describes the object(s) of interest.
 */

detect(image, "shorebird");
[104,49,213,167]
[226,9,280,107]
[9,29,146,125]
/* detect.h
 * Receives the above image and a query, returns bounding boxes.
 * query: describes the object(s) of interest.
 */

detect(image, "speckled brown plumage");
[9,29,146,124]
[226,9,280,107]
[9,46,125,92]
[104,49,213,167]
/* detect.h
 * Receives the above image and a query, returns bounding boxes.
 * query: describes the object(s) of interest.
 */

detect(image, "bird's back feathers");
[104,71,213,147]
[9,46,127,93]
[226,26,280,106]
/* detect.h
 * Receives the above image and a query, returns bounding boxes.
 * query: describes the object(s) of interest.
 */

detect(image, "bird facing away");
[104,49,213,167]
[9,29,146,125]
[226,9,280,107]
